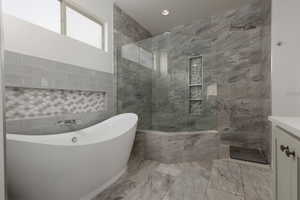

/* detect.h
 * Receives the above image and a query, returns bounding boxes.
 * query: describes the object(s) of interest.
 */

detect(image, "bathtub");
[6,113,138,200]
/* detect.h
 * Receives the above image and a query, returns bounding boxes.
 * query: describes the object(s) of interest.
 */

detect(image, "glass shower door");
[150,31,217,132]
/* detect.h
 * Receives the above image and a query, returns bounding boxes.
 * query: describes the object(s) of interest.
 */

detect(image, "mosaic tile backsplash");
[5,87,106,120]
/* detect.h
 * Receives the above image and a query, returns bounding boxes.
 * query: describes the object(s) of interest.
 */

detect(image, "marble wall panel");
[133,130,221,164]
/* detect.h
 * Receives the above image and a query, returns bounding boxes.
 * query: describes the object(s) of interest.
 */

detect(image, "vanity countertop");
[269,116,300,139]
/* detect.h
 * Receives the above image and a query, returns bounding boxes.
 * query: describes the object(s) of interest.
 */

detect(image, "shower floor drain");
[230,146,268,164]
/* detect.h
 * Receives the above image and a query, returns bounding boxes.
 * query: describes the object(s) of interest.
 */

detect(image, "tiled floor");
[93,158,272,200]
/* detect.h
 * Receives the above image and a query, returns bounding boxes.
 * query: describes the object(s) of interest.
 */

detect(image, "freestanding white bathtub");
[6,113,138,200]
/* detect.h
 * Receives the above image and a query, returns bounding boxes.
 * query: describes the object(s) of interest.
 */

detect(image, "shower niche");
[188,56,203,114]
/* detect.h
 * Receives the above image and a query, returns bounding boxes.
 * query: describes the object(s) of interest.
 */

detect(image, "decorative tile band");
[5,87,106,120]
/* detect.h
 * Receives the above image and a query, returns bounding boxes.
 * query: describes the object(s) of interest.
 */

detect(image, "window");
[3,0,61,33]
[3,0,106,50]
[66,6,104,49]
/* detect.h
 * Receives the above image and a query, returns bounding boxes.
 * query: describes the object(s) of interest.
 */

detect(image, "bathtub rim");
[6,113,138,146]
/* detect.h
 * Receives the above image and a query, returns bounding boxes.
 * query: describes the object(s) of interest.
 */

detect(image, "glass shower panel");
[150,30,217,131]
[117,30,217,132]
[116,36,153,130]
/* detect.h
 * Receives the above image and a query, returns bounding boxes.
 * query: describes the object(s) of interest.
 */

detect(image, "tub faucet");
[57,119,78,126]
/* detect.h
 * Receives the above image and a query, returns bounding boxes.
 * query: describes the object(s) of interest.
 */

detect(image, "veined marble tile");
[93,160,159,200]
[94,159,272,200]
[127,160,160,183]
[239,162,272,200]
[208,159,244,196]
[155,163,182,177]
[125,171,175,200]
[205,188,245,200]
[165,162,210,200]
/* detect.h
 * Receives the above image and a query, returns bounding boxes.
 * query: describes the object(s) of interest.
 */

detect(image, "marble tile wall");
[4,51,114,134]
[134,0,271,153]
[114,5,153,129]
[132,130,222,164]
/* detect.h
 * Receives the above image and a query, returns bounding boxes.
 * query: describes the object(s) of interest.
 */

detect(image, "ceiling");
[115,0,251,35]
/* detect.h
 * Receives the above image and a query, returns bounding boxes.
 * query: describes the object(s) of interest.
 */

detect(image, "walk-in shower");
[115,0,271,164]
[117,31,218,132]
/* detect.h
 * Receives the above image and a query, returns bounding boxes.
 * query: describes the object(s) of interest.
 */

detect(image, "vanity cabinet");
[272,126,300,200]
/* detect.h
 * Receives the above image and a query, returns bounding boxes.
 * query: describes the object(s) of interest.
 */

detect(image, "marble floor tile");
[165,167,209,200]
[93,160,159,200]
[127,160,160,183]
[155,163,182,177]
[125,171,176,200]
[208,159,244,196]
[160,162,211,200]
[94,159,272,200]
[205,188,245,200]
[239,162,272,200]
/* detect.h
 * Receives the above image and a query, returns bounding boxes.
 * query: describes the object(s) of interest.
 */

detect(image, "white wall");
[271,0,300,116]
[3,0,114,74]
[0,0,6,198]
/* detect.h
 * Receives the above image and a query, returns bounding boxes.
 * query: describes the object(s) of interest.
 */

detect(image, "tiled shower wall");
[119,0,271,155]
[114,5,153,129]
[5,51,114,134]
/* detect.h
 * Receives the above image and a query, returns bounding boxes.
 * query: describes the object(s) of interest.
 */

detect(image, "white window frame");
[59,0,106,50]
[3,0,107,50]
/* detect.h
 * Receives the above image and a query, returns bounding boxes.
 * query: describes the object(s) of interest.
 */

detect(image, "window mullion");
[60,0,67,35]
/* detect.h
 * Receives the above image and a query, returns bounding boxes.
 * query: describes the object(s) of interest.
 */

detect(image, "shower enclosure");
[116,29,218,132]
[116,0,271,162]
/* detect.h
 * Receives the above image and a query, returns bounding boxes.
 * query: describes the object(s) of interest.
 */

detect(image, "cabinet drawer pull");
[285,150,296,158]
[277,41,283,46]
[280,145,289,152]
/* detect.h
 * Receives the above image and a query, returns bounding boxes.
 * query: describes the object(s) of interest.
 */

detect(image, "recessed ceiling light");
[161,9,170,16]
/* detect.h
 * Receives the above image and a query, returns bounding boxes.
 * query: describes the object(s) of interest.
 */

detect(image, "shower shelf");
[188,55,204,115]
